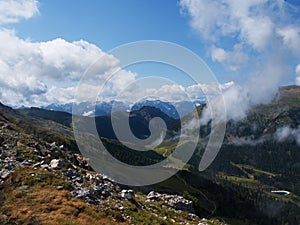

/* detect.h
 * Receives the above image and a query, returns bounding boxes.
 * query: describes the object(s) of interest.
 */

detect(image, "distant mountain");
[18,105,177,141]
[3,85,300,224]
[94,106,177,141]
[42,99,205,119]
[43,102,74,114]
[18,107,73,127]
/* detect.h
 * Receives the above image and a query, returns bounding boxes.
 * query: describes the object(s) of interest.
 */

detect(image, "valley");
[0,86,299,225]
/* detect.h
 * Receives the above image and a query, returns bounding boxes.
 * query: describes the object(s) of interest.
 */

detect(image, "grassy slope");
[1,103,225,225]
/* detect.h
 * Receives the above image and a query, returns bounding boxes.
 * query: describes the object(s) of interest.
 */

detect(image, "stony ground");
[0,116,226,225]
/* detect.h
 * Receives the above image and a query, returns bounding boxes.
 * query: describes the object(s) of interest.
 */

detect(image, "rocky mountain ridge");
[0,102,225,225]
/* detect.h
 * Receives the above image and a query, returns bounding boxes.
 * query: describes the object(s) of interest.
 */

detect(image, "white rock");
[50,159,64,169]
[121,189,135,200]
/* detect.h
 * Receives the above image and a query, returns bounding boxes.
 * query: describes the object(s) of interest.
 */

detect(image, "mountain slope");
[6,85,300,225]
[0,102,225,225]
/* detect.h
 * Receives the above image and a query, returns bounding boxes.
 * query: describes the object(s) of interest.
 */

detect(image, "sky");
[0,0,300,120]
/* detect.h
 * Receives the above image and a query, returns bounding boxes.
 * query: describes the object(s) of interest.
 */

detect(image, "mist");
[274,126,300,146]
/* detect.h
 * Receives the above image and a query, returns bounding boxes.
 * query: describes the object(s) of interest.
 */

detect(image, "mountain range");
[42,99,206,119]
[0,86,299,224]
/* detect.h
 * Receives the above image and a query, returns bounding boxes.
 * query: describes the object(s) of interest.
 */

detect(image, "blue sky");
[12,0,225,85]
[13,1,195,49]
[0,0,300,118]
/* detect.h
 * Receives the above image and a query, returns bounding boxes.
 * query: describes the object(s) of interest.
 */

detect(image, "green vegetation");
[1,86,300,224]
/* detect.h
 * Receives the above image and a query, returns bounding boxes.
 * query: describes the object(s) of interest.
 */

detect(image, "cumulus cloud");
[180,0,300,62]
[0,24,229,107]
[180,0,300,121]
[180,0,277,49]
[186,81,234,100]
[0,0,39,25]
[0,29,118,81]
[211,45,249,71]
[277,26,300,55]
[0,0,141,107]
[0,28,137,106]
[0,0,210,107]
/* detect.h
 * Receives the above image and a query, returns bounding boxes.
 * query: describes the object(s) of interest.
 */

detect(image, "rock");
[40,164,50,171]
[32,149,41,155]
[146,191,195,213]
[65,168,80,179]
[73,176,83,184]
[74,154,90,169]
[121,189,135,200]
[33,161,43,168]
[21,160,34,166]
[49,159,64,169]
[4,163,13,170]
[168,195,194,213]
[49,142,57,149]
[72,187,90,199]
[189,213,199,219]
[57,185,64,190]
[0,169,11,179]
[71,187,100,205]
[147,191,161,201]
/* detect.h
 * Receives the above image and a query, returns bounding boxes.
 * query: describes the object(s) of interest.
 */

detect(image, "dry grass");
[0,168,124,225]
[0,168,225,225]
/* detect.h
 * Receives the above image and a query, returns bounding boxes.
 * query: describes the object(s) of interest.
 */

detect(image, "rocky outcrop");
[68,170,119,205]
[147,191,195,213]
[0,117,226,225]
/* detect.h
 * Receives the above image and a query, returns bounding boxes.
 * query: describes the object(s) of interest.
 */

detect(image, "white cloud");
[0,26,223,107]
[277,26,300,55]
[211,45,248,71]
[180,0,276,50]
[180,0,300,57]
[240,16,274,50]
[296,64,300,74]
[296,64,300,85]
[0,0,39,25]
[0,0,139,107]
[180,0,300,121]
[0,28,135,106]
[180,0,234,41]
[297,77,300,86]
[274,126,300,146]
[0,30,118,81]
[186,81,234,100]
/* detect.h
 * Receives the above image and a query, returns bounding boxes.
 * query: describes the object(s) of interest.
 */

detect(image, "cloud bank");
[180,0,300,121]
[0,28,137,106]
[0,0,231,108]
[1,0,299,114]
